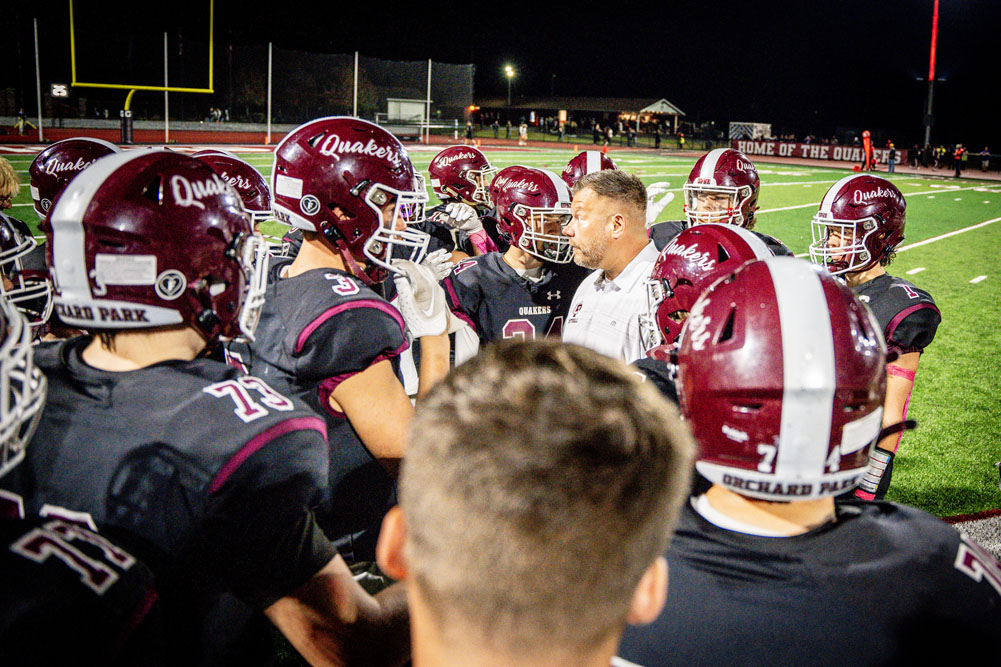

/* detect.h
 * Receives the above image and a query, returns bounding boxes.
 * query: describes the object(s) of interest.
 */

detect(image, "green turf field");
[3,147,999,517]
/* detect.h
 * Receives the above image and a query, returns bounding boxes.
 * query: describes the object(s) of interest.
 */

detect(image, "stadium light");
[504,65,515,106]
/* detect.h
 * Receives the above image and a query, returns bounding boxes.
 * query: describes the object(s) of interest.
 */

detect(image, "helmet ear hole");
[716,244,730,263]
[716,308,736,344]
[142,177,162,204]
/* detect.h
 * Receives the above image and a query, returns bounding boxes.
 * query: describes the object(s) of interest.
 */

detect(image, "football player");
[809,174,940,500]
[1,211,52,333]
[560,149,617,189]
[1,150,409,665]
[634,224,774,400]
[647,148,791,255]
[425,144,500,257]
[376,340,695,667]
[617,258,1001,666]
[0,294,165,664]
[191,149,272,228]
[442,166,590,361]
[227,116,447,565]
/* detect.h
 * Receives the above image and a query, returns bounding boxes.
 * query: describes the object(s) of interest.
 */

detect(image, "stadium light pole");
[505,65,514,107]
[924,0,939,147]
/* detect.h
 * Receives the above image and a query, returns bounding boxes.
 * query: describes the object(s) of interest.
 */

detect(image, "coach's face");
[566,187,614,269]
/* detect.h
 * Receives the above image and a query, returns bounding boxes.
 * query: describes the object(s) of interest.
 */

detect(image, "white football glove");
[421,248,454,281]
[392,259,448,338]
[441,202,483,234]
[646,181,676,227]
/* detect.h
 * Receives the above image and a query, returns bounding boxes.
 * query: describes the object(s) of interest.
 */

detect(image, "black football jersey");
[853,273,940,355]
[647,220,791,256]
[0,494,162,666]
[226,257,408,564]
[631,356,679,404]
[618,501,1001,666]
[1,338,332,664]
[443,253,590,343]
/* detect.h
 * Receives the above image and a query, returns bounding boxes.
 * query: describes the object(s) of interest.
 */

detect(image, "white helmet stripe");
[714,224,773,259]
[698,148,730,182]
[50,150,157,299]
[768,258,836,478]
[540,168,572,205]
[585,151,601,174]
[820,174,863,214]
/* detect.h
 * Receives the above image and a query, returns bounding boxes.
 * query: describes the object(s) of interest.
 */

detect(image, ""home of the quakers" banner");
[731,140,908,165]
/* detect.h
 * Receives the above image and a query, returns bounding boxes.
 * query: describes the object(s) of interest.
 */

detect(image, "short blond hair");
[0,157,20,200]
[401,340,695,654]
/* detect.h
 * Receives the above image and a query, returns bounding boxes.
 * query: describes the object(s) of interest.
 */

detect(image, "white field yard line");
[760,185,987,216]
[794,216,1001,258]
[970,275,988,284]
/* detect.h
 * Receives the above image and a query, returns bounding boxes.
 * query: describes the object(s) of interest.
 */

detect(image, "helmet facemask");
[683,184,753,227]
[0,236,53,334]
[512,204,573,264]
[232,231,269,342]
[639,278,670,352]
[808,214,879,275]
[361,179,430,280]
[465,166,498,205]
[0,300,46,480]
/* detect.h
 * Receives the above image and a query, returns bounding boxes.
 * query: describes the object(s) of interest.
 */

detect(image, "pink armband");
[887,364,916,382]
[468,229,498,254]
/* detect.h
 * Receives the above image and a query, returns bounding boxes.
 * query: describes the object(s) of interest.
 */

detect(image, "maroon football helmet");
[47,150,267,343]
[271,117,429,285]
[638,224,773,355]
[683,148,760,228]
[28,137,120,220]
[676,257,887,500]
[0,212,53,332]
[192,151,272,223]
[560,150,618,189]
[809,174,906,275]
[0,294,45,479]
[490,166,573,263]
[428,145,497,206]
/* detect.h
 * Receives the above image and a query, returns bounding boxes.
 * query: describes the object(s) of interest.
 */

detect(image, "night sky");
[7,0,1001,148]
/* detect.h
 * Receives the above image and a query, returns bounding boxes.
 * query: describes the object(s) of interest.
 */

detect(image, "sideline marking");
[758,185,986,215]
[970,275,988,284]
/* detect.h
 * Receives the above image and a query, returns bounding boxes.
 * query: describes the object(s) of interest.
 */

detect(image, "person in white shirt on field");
[562,170,659,362]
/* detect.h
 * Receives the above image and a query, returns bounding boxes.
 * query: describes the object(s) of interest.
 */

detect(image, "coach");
[562,170,658,362]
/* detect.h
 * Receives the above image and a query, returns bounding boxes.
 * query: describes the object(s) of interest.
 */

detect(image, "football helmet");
[192,151,272,224]
[676,257,887,501]
[48,150,267,343]
[0,294,46,479]
[0,212,53,331]
[28,137,121,220]
[638,224,773,354]
[271,116,429,285]
[560,150,617,189]
[428,145,497,206]
[809,174,906,275]
[683,148,760,228]
[490,166,573,263]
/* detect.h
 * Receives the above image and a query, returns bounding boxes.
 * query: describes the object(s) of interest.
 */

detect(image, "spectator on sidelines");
[593,123,602,144]
[492,119,499,138]
[505,120,511,139]
[982,146,991,172]
[376,340,695,667]
[887,143,896,173]
[617,257,1001,667]
[954,143,965,177]
[464,122,474,145]
[562,170,658,363]
[518,122,528,146]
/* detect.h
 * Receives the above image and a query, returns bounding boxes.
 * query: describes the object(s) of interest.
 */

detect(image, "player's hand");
[440,202,483,234]
[392,259,448,338]
[646,181,675,226]
[421,248,454,281]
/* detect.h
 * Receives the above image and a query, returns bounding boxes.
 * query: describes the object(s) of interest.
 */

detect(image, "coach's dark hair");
[401,340,694,655]
[572,169,647,213]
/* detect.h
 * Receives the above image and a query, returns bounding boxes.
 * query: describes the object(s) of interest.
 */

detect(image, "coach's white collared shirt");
[562,241,659,362]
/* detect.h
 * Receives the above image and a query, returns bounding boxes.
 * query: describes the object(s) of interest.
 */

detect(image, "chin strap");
[854,420,917,501]
[323,227,376,287]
